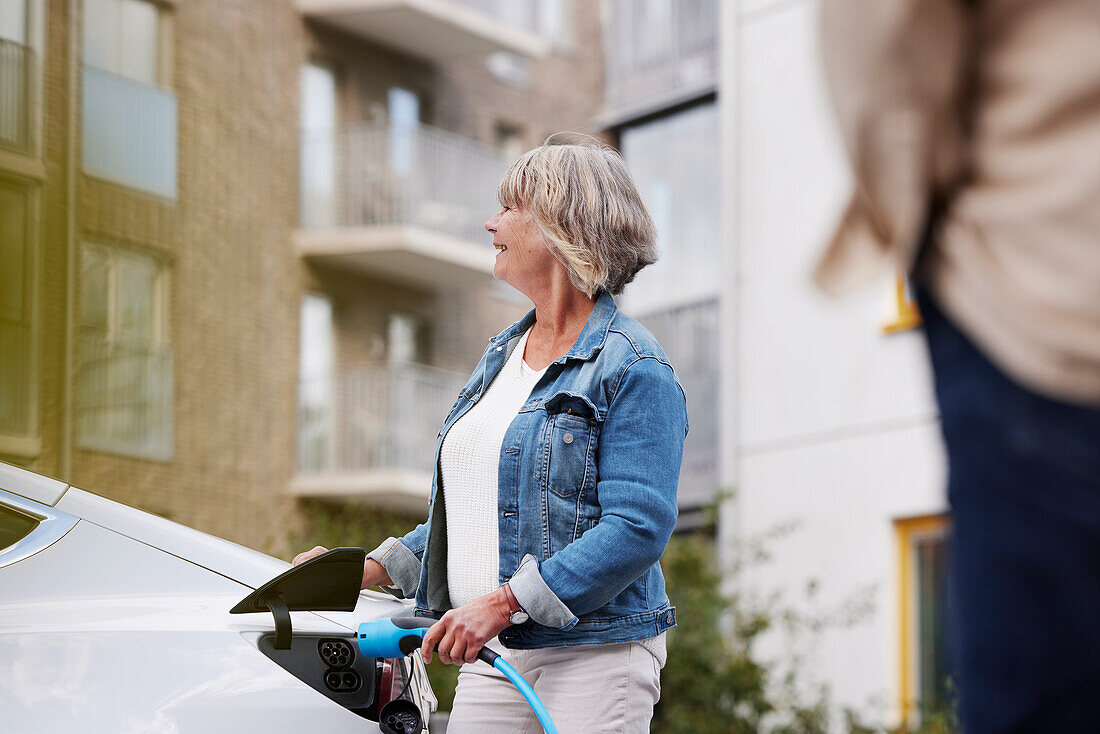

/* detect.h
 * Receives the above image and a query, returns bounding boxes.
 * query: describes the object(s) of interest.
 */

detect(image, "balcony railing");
[82,66,177,198]
[298,362,466,478]
[640,298,720,509]
[603,0,718,114]
[0,38,33,154]
[300,122,508,244]
[77,334,174,460]
[0,318,31,437]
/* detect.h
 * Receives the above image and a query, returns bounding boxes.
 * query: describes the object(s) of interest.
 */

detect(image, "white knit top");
[442,328,546,608]
[440,327,667,667]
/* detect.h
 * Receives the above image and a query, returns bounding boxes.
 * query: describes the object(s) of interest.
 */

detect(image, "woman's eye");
[502,205,511,212]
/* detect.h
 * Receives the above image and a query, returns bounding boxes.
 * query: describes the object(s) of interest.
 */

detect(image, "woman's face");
[485,205,561,295]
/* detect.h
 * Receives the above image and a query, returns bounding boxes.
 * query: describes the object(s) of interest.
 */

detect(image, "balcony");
[76,334,174,461]
[297,122,507,287]
[82,66,178,199]
[639,298,720,510]
[296,0,550,62]
[0,38,33,155]
[601,0,718,122]
[292,362,467,512]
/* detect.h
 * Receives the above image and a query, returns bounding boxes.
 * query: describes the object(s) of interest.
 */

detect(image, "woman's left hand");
[421,588,513,665]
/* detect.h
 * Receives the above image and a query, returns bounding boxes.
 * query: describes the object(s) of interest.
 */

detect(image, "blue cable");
[358,618,560,733]
[490,656,559,734]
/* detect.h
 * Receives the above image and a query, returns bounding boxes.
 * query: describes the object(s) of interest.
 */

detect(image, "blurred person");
[294,135,687,733]
[817,1,1100,732]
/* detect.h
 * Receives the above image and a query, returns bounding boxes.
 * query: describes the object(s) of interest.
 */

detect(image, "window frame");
[882,271,923,334]
[81,0,172,89]
[895,513,952,724]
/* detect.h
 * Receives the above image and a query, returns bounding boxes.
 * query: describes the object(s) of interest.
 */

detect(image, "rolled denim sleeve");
[508,553,578,629]
[529,357,687,619]
[366,522,428,599]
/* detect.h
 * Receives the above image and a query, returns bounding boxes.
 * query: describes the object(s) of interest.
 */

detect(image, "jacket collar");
[489,291,617,364]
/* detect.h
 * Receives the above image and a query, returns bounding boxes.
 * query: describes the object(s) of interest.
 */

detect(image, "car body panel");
[0,519,378,732]
[0,462,68,506]
[0,488,78,571]
[0,466,432,732]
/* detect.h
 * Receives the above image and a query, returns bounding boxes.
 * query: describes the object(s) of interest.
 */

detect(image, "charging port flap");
[230,547,365,649]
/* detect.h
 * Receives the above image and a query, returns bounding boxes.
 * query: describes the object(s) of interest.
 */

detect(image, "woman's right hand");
[292,545,394,590]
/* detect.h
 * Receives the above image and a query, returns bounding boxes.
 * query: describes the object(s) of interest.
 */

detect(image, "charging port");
[324,668,361,692]
[319,639,354,668]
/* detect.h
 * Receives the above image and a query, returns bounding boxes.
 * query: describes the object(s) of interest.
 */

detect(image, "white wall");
[720,0,948,722]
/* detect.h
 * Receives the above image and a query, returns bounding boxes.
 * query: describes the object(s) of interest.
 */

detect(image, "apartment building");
[0,0,604,550]
[599,0,722,520]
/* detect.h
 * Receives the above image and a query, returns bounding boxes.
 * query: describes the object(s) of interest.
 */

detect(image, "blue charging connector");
[357,617,559,734]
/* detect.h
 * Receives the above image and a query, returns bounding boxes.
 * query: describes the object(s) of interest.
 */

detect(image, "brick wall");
[9,0,605,556]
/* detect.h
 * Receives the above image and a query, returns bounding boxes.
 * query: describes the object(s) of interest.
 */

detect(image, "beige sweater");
[817,0,1100,403]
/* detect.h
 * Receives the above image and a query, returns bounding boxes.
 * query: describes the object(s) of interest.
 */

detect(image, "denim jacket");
[369,292,688,649]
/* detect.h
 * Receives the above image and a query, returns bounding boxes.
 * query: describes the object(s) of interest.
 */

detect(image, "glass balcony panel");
[301,122,507,244]
[639,298,720,509]
[297,363,466,476]
[82,66,177,198]
[603,0,718,113]
[0,38,32,154]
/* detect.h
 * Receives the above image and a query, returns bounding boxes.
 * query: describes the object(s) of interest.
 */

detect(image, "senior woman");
[294,135,687,732]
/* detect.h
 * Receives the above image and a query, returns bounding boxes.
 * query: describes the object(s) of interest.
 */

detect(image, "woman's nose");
[485,211,499,232]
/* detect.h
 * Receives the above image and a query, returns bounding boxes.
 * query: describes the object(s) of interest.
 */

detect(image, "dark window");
[0,505,38,551]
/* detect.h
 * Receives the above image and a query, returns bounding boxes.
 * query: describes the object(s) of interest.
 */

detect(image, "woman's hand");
[292,545,394,590]
[421,587,514,665]
[291,545,329,566]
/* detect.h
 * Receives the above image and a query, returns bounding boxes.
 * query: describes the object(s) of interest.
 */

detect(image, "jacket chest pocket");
[537,393,600,498]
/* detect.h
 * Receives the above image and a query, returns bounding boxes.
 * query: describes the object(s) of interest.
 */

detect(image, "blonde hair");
[496,132,658,297]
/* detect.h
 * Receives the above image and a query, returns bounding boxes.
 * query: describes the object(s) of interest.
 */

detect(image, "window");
[387,87,420,175]
[77,244,172,459]
[300,61,337,228]
[0,505,37,552]
[0,0,33,153]
[619,101,720,314]
[495,123,525,164]
[387,312,425,365]
[0,182,34,442]
[896,514,955,723]
[81,0,177,197]
[297,294,334,472]
[83,0,161,85]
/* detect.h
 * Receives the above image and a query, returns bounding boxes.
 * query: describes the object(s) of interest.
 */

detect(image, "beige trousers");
[444,639,662,734]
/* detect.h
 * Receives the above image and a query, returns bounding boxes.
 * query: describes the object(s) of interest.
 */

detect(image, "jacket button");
[496,346,503,352]
[562,432,573,444]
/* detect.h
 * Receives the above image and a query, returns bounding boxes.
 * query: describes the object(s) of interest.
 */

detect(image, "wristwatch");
[502,582,529,625]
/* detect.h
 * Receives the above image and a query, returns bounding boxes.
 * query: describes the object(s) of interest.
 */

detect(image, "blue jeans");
[918,289,1100,734]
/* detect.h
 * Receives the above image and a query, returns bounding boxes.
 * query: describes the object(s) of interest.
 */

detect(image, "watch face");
[510,611,529,625]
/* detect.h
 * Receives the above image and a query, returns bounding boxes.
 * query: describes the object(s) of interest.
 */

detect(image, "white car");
[0,461,436,733]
